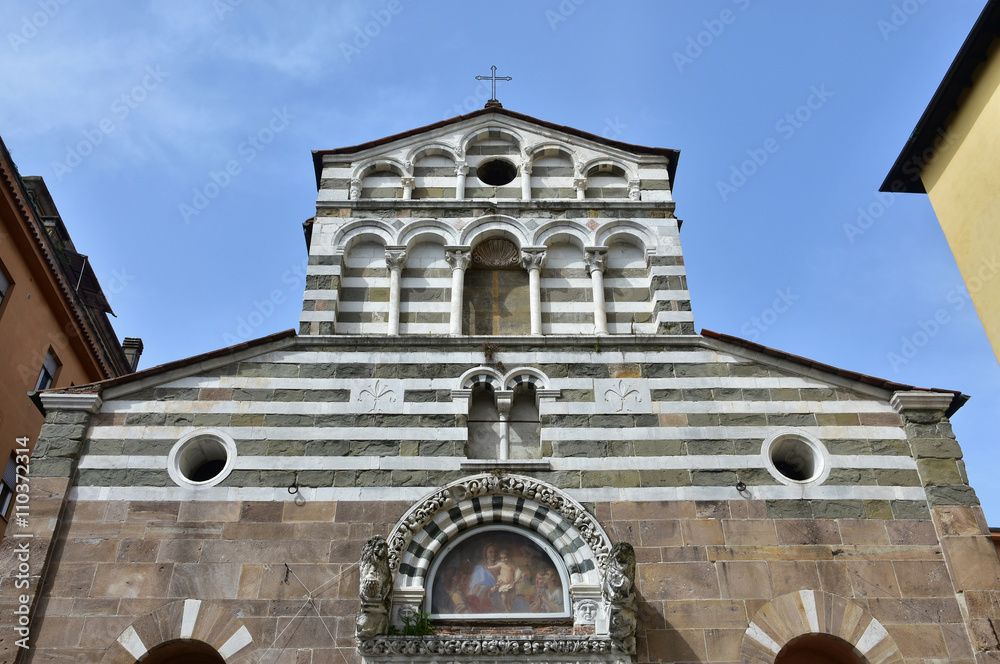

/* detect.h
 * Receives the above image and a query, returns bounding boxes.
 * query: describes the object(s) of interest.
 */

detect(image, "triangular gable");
[700,328,967,416]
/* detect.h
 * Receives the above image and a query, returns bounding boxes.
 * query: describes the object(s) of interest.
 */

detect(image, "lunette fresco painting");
[429,529,566,616]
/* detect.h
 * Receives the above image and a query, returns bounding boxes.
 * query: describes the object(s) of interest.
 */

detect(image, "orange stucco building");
[0,135,140,538]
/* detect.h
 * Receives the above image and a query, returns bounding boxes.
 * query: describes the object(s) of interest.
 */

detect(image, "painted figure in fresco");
[468,544,500,611]
[442,567,469,613]
[486,548,525,611]
[529,566,563,613]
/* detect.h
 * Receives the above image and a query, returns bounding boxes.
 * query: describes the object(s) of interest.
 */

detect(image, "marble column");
[401,177,415,200]
[495,390,513,460]
[521,247,547,336]
[574,177,587,200]
[445,247,472,335]
[385,247,407,336]
[455,163,469,200]
[585,247,609,335]
[521,163,532,200]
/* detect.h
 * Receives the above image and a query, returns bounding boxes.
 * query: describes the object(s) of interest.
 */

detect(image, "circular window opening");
[476,159,517,186]
[168,430,236,488]
[769,436,821,482]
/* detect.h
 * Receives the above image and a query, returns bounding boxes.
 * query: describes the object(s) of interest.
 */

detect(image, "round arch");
[406,143,459,167]
[594,219,656,251]
[387,474,612,589]
[741,591,902,664]
[775,633,870,664]
[332,219,395,250]
[102,599,255,664]
[502,366,551,391]
[354,158,408,180]
[138,639,226,664]
[397,218,457,249]
[460,125,524,156]
[533,220,590,249]
[457,366,503,390]
[459,214,530,248]
[580,157,636,182]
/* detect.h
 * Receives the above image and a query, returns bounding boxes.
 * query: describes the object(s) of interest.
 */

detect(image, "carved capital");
[445,248,472,271]
[628,179,641,201]
[584,248,608,275]
[573,177,587,192]
[401,177,415,188]
[455,162,469,176]
[384,248,407,271]
[495,389,514,417]
[349,178,362,201]
[520,248,547,271]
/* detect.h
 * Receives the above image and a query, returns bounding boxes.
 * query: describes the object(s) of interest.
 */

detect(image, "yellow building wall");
[922,38,1000,365]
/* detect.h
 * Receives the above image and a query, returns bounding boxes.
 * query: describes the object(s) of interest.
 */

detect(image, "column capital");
[349,178,361,201]
[520,247,547,271]
[573,177,587,191]
[384,247,407,271]
[584,247,609,275]
[400,177,415,188]
[494,390,514,417]
[628,179,641,201]
[455,162,469,176]
[445,247,473,271]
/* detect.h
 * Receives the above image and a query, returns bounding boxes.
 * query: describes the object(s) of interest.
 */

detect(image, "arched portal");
[138,639,226,664]
[775,633,869,664]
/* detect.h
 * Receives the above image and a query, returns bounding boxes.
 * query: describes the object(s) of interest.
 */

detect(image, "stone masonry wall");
[12,496,980,663]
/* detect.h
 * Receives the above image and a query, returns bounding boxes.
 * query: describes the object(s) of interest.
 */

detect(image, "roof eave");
[881,0,1000,193]
[700,328,968,418]
[312,106,680,189]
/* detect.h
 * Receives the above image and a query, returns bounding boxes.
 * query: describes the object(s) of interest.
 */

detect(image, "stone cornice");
[890,391,955,414]
[38,392,103,413]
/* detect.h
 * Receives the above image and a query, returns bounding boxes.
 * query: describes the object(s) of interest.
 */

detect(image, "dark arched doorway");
[775,633,868,664]
[138,639,226,664]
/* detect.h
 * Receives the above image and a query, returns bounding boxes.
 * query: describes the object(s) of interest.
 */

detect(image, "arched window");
[775,633,869,664]
[462,238,529,335]
[508,384,540,459]
[467,383,501,458]
[137,639,225,664]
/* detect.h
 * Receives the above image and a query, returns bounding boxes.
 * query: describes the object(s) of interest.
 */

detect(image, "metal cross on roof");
[476,65,512,104]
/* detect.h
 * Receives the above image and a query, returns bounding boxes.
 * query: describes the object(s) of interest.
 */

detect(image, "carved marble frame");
[378,474,624,650]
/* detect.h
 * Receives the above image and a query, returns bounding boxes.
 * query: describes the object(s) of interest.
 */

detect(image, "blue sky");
[3,0,998,520]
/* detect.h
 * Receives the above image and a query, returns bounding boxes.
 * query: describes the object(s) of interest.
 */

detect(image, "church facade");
[2,107,1000,664]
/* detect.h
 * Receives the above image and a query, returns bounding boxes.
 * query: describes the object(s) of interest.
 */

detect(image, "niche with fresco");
[427,526,571,619]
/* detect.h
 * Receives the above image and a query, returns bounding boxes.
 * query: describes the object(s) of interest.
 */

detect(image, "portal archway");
[775,633,869,664]
[137,639,226,664]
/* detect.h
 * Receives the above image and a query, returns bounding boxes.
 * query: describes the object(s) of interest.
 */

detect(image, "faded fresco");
[430,529,566,616]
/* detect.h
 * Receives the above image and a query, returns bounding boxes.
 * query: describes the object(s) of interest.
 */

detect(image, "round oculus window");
[762,431,829,485]
[167,429,237,488]
[476,159,517,186]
